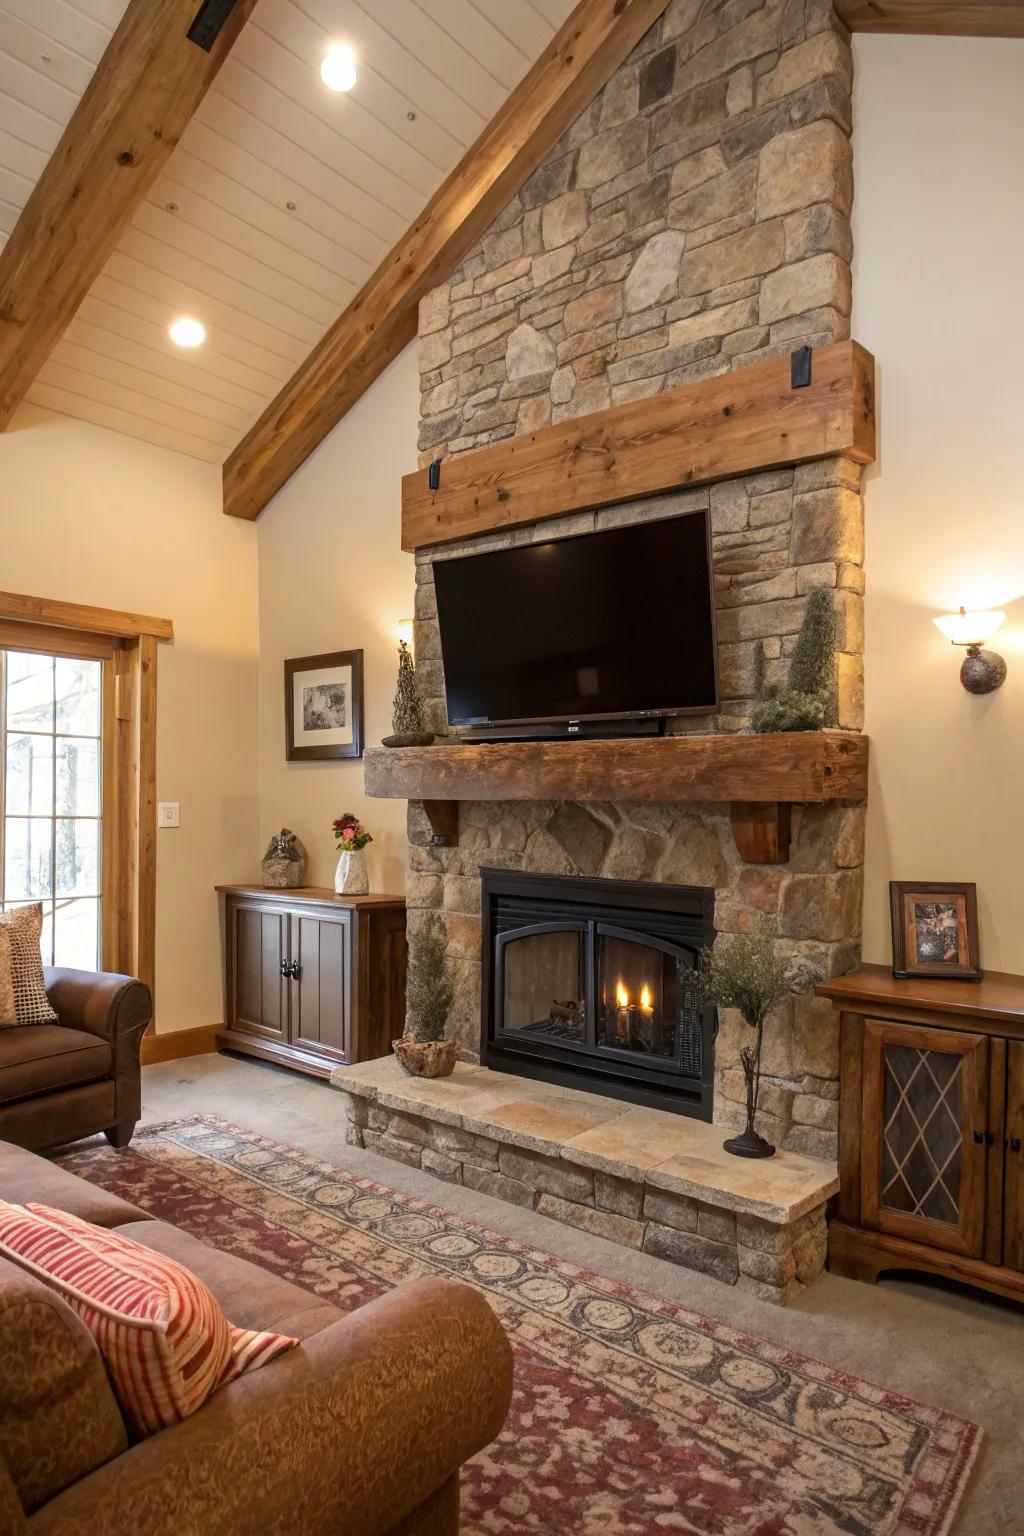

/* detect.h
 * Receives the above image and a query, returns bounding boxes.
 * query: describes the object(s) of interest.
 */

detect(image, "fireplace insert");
[481,870,715,1119]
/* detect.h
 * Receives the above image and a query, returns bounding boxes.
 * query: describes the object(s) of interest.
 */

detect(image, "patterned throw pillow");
[0,1202,299,1437]
[0,905,57,1025]
[0,928,15,1027]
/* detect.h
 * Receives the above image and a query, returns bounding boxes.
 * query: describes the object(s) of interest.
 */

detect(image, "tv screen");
[434,512,718,728]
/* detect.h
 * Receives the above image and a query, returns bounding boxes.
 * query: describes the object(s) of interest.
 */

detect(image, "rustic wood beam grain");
[401,341,875,551]
[0,0,258,428]
[837,0,1024,35]
[222,0,673,522]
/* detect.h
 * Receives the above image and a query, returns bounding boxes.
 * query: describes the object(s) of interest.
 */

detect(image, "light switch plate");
[158,802,180,829]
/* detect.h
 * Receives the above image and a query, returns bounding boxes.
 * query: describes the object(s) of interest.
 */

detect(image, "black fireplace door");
[594,923,703,1079]
[494,920,593,1052]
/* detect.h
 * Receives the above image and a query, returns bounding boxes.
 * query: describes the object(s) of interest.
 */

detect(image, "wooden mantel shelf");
[364,731,868,864]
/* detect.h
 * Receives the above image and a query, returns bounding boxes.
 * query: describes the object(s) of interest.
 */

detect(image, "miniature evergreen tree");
[752,587,837,733]
[405,915,453,1043]
[391,640,424,736]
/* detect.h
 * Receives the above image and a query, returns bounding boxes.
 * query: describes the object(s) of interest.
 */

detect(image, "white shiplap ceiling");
[0,0,576,462]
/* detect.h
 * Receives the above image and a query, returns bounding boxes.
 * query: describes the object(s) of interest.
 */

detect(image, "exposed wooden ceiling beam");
[0,0,258,430]
[837,0,1024,34]
[222,0,674,522]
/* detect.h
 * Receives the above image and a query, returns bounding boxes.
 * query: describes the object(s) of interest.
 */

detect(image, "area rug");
[58,1116,979,1536]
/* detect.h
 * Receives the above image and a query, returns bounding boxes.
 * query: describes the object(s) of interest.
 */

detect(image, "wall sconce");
[396,618,414,655]
[933,607,1007,694]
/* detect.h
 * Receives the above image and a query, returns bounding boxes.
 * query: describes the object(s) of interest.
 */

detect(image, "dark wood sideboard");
[817,965,1024,1304]
[216,886,406,1079]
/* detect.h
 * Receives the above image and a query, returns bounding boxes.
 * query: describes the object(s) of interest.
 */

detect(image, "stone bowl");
[392,1037,458,1078]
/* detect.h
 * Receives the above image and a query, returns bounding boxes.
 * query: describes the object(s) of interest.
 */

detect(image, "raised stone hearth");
[332,1056,837,1305]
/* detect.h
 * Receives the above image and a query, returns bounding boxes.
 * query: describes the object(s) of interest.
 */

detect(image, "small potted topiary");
[700,923,801,1159]
[382,638,434,748]
[393,914,457,1077]
[752,586,837,733]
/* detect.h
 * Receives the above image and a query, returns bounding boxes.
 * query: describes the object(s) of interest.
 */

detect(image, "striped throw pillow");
[0,904,57,1025]
[0,1202,298,1437]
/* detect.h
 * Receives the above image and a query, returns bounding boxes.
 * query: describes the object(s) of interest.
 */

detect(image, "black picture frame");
[285,649,364,761]
[889,880,982,981]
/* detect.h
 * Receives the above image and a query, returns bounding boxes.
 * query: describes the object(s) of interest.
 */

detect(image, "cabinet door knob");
[279,957,289,979]
[288,960,301,981]
[1008,1137,1022,1154]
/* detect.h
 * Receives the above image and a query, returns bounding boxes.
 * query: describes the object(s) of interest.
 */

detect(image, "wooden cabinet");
[217,886,406,1079]
[820,966,1024,1305]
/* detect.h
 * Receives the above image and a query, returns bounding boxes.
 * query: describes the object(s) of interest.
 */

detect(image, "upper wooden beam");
[0,591,174,642]
[0,0,258,428]
[837,0,1024,34]
[222,0,673,522]
[401,340,876,551]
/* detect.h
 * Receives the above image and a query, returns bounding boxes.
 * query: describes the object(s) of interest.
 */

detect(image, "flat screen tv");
[434,512,718,729]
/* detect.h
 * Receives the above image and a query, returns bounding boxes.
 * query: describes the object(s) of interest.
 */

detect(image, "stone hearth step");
[330,1057,838,1305]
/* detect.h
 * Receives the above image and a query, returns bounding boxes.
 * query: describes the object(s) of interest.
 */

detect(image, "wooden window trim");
[0,597,171,1024]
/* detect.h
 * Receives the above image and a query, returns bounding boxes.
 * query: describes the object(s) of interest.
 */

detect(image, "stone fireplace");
[402,0,865,1164]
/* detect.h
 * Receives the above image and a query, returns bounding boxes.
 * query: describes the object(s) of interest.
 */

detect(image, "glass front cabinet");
[821,971,1024,1304]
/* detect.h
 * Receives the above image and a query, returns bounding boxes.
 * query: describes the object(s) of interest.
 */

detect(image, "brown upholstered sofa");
[0,968,151,1153]
[0,1139,514,1535]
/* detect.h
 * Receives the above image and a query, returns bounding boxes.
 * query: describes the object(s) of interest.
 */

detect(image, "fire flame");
[640,984,652,1010]
[615,981,630,1008]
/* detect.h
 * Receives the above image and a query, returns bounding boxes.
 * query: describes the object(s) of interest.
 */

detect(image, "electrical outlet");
[158,803,180,829]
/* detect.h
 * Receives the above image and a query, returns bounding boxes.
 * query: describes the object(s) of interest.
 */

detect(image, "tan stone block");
[783,1124,838,1159]
[532,246,577,288]
[757,32,852,107]
[517,394,551,434]
[757,120,853,223]
[784,203,853,264]
[362,1129,422,1168]
[790,804,865,873]
[497,1147,595,1203]
[792,989,841,1075]
[836,651,864,729]
[421,1147,463,1185]
[715,594,807,643]
[793,457,862,493]
[726,66,753,115]
[735,1213,794,1255]
[432,1124,499,1170]
[624,231,686,313]
[670,160,756,232]
[679,4,782,92]
[655,815,731,888]
[450,311,516,359]
[791,1093,838,1131]
[419,330,451,371]
[643,1222,739,1282]
[789,487,864,565]
[834,589,864,653]
[670,145,728,197]
[419,285,450,336]
[576,118,649,190]
[792,1220,828,1284]
[669,296,758,349]
[595,1172,644,1219]
[642,1188,698,1231]
[738,1245,797,1286]
[536,1193,645,1249]
[462,1162,537,1209]
[541,191,587,251]
[779,869,863,942]
[679,221,785,296]
[564,285,623,335]
[697,1202,737,1243]
[759,253,851,327]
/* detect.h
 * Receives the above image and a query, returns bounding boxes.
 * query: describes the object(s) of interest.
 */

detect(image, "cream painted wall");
[256,344,419,894]
[853,37,1024,971]
[0,404,260,1032]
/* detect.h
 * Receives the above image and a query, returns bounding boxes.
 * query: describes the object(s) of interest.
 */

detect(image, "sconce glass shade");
[396,619,414,651]
[933,607,1006,647]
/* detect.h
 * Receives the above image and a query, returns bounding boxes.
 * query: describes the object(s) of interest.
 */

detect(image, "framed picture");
[889,881,981,981]
[285,650,363,761]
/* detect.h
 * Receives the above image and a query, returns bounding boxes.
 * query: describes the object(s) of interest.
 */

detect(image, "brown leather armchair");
[0,968,151,1153]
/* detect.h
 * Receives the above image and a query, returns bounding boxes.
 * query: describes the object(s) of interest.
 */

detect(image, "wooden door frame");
[0,595,172,1019]
[861,1017,989,1257]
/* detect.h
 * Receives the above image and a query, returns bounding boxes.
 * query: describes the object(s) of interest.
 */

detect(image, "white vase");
[334,847,369,896]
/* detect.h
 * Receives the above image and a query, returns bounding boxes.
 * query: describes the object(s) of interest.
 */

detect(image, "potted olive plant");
[393,914,457,1077]
[701,924,796,1159]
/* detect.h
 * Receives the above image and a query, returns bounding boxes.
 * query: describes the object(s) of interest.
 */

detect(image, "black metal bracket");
[187,0,244,52]
[428,459,442,492]
[790,344,812,390]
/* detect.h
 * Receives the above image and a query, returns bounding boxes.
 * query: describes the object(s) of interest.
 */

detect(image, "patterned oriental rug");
[58,1117,979,1536]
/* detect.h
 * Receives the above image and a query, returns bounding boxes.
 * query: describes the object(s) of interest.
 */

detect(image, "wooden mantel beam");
[401,340,876,552]
[836,0,1024,36]
[222,0,674,523]
[0,0,258,429]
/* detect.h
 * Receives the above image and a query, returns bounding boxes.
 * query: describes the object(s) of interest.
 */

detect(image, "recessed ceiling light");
[321,42,356,92]
[169,316,205,349]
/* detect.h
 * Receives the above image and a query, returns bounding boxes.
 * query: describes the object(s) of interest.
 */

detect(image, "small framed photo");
[889,881,981,981]
[285,650,363,761]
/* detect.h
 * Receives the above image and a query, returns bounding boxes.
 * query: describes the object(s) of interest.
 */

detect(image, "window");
[0,648,105,969]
